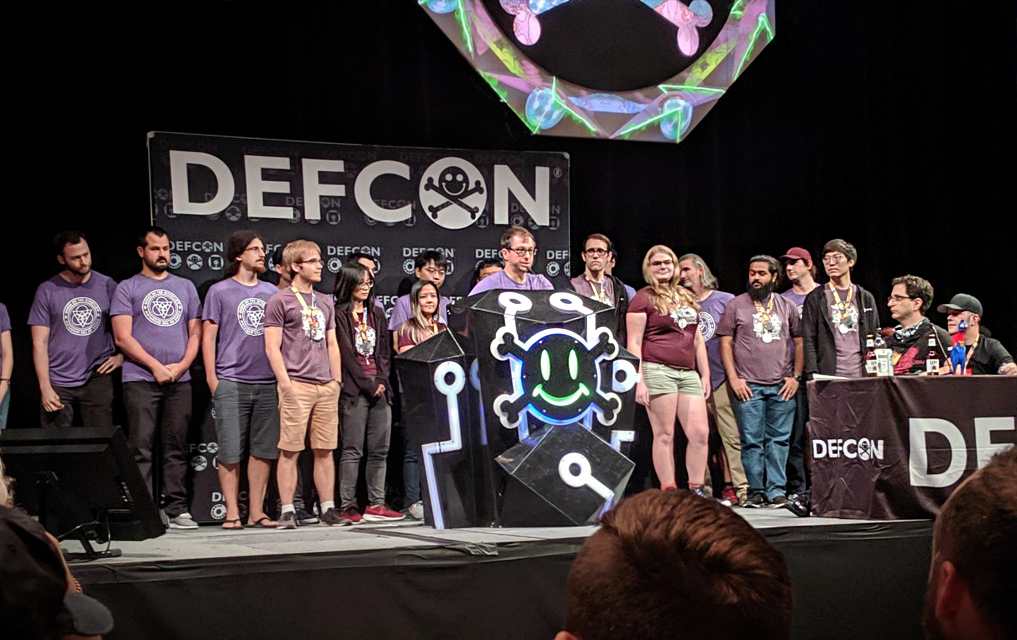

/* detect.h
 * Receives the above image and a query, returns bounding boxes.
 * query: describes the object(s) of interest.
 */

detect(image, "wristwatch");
[793,374,803,382]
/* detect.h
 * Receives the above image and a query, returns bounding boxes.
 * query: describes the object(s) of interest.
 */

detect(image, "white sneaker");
[408,501,425,520]
[168,512,199,530]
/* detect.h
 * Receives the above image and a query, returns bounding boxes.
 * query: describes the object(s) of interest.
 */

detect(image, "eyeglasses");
[822,254,847,265]
[244,247,267,255]
[506,247,537,257]
[298,258,324,266]
[650,259,674,268]
[355,280,375,289]
[583,248,610,256]
[421,266,446,276]
[887,294,915,303]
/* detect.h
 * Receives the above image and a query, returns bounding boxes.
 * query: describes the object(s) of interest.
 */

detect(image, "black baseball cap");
[936,293,983,316]
[0,507,114,639]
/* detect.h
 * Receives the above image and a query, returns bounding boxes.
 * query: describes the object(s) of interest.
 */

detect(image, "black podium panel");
[497,424,634,526]
[397,290,639,528]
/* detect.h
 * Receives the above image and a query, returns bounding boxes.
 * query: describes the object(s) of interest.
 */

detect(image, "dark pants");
[339,395,392,508]
[403,417,421,506]
[40,373,114,428]
[785,386,811,494]
[124,381,192,517]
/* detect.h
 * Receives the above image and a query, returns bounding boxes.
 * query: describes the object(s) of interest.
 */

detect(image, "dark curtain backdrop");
[4,1,1015,429]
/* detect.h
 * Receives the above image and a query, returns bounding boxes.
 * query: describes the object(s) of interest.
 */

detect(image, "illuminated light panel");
[421,361,467,530]
[422,0,775,144]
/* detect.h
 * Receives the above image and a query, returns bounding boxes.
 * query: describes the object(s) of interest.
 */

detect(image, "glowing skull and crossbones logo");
[490,292,637,434]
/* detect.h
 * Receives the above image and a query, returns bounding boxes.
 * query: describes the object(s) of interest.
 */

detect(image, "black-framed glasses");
[506,247,537,257]
[583,248,610,256]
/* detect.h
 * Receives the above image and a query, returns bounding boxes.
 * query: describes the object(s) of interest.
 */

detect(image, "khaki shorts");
[278,380,341,451]
[642,362,704,397]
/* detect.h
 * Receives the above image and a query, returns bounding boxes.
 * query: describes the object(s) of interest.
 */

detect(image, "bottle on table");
[865,334,878,377]
[926,333,940,374]
[874,335,893,377]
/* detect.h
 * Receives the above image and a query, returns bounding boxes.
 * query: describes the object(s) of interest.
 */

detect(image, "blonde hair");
[642,245,699,316]
[282,240,321,277]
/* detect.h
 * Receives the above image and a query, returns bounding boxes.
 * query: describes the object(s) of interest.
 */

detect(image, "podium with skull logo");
[395,290,637,529]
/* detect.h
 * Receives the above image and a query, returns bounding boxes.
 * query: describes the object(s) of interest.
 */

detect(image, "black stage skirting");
[70,513,932,640]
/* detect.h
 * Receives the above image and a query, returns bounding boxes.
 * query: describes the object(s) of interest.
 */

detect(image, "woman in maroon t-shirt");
[626,245,711,496]
[396,280,448,354]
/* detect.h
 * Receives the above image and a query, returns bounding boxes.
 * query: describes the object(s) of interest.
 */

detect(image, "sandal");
[246,516,277,529]
[221,518,243,530]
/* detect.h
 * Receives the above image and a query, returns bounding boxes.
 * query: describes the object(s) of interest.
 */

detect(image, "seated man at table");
[468,226,553,295]
[937,294,1016,376]
[884,275,952,375]
[555,489,793,640]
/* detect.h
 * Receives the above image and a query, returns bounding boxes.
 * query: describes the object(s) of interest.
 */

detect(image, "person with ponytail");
[626,245,711,497]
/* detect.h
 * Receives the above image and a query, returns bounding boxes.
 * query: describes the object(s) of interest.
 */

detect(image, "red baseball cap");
[780,247,812,263]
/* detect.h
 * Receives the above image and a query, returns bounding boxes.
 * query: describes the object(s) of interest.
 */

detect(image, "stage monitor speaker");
[0,426,164,561]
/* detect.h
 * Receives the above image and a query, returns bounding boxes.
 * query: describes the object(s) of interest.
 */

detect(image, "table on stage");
[807,375,1016,519]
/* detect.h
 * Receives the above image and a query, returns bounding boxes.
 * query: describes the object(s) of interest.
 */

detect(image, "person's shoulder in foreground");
[555,488,793,640]
[923,445,1016,640]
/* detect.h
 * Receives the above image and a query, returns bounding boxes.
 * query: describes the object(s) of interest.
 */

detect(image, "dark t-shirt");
[264,288,336,384]
[886,320,952,375]
[350,308,378,377]
[628,288,698,370]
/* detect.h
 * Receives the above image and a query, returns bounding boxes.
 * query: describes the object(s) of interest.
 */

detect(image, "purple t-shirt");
[781,285,817,365]
[696,290,735,390]
[387,294,451,332]
[0,303,10,381]
[203,278,277,384]
[264,288,336,384]
[468,270,553,295]
[28,273,118,387]
[717,293,800,386]
[110,273,201,383]
[825,286,865,378]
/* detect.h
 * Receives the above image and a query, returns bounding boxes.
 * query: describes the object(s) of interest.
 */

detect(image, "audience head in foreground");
[924,446,1017,640]
[557,489,793,640]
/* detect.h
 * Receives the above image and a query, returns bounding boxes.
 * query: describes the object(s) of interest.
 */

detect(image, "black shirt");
[963,335,1014,375]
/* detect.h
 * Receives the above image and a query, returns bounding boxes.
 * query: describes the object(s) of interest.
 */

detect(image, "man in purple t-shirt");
[0,303,11,429]
[111,227,202,530]
[202,231,280,530]
[264,240,347,528]
[678,253,744,506]
[779,247,820,500]
[719,256,803,509]
[29,231,122,429]
[468,226,553,295]
[388,250,452,351]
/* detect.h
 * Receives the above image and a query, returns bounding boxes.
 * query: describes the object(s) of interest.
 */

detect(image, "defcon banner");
[147,132,570,523]
[148,131,572,303]
[809,376,1017,519]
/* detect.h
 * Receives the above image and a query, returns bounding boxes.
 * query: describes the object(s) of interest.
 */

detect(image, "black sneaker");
[787,492,812,518]
[767,495,789,509]
[690,486,711,500]
[276,511,297,530]
[320,508,353,527]
[743,493,767,508]
[296,508,319,526]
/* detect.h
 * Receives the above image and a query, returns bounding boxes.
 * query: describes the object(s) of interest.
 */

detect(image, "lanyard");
[752,294,774,321]
[963,336,980,373]
[355,307,373,364]
[828,283,853,321]
[291,286,324,341]
[588,277,610,304]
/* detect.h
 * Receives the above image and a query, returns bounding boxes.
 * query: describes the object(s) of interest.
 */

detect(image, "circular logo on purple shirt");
[62,297,102,337]
[237,298,267,337]
[143,289,184,327]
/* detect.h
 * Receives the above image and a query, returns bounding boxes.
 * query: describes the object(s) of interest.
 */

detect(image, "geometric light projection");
[421,0,775,143]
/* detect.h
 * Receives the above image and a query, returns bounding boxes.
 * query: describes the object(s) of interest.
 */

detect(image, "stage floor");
[69,510,934,640]
[64,508,854,565]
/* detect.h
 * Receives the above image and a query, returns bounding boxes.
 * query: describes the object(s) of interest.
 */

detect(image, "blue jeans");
[731,383,795,500]
[0,389,9,429]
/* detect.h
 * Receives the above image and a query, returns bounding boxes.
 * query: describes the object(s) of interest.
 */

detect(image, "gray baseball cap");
[937,293,983,316]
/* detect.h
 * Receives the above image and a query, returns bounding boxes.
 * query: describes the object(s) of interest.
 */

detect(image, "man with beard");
[29,231,123,428]
[802,239,880,378]
[923,446,1016,640]
[111,227,202,529]
[201,231,279,529]
[885,275,951,375]
[718,256,802,508]
[677,253,743,506]
[569,234,630,343]
[468,226,553,294]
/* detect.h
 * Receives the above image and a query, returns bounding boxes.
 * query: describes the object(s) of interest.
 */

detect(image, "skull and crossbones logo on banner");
[418,157,488,230]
